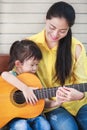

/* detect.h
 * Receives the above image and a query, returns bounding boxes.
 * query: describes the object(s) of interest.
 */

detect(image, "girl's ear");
[15,60,22,67]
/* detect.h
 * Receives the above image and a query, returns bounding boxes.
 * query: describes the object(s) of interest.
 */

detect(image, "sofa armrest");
[0,54,9,74]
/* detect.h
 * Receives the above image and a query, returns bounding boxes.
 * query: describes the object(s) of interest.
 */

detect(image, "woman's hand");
[56,86,85,102]
[56,90,65,105]
[22,87,38,104]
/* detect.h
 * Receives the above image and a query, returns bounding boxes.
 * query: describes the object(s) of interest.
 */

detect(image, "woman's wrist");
[45,99,61,108]
[80,92,85,100]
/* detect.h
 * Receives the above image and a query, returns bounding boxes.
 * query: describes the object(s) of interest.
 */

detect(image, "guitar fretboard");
[34,83,87,99]
[13,83,87,103]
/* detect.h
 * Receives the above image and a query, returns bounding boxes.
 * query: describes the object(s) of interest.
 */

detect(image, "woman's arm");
[73,43,87,82]
[75,44,82,61]
[45,89,68,109]
[45,99,60,108]
[56,44,86,102]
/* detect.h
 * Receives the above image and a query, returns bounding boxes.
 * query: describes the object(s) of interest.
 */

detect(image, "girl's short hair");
[9,40,42,70]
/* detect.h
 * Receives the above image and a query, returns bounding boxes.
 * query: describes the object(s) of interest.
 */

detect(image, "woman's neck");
[47,41,58,49]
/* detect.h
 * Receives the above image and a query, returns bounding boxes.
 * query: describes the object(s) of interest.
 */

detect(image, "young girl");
[2,40,51,130]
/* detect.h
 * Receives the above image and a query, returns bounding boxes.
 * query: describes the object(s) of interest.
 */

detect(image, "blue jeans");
[45,104,87,130]
[9,115,51,130]
[76,104,87,130]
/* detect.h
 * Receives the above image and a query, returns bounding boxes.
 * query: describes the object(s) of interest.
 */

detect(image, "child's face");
[15,57,40,74]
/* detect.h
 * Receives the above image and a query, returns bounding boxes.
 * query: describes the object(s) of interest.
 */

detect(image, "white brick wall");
[0,0,87,53]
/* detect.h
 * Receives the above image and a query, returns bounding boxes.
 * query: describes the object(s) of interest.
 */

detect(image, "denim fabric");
[76,104,87,130]
[9,115,51,130]
[45,107,77,130]
[45,105,87,130]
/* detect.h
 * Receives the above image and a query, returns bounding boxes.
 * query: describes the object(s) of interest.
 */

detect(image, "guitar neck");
[34,83,87,99]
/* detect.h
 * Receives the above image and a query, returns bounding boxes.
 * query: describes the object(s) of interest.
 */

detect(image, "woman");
[1,1,87,130]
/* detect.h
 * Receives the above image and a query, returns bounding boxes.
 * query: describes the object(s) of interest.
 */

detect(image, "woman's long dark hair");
[46,1,75,85]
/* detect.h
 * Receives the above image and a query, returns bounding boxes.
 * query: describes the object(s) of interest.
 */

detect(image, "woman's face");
[45,17,69,44]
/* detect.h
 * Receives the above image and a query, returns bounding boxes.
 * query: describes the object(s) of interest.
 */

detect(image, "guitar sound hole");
[13,90,26,104]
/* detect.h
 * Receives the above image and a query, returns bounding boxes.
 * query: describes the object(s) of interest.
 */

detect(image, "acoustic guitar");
[0,73,87,128]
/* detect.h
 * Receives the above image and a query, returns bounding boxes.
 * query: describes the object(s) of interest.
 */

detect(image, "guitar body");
[0,73,45,128]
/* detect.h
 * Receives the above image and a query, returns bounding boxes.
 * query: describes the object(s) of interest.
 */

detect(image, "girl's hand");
[22,87,38,104]
[57,86,84,102]
[1,72,38,104]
